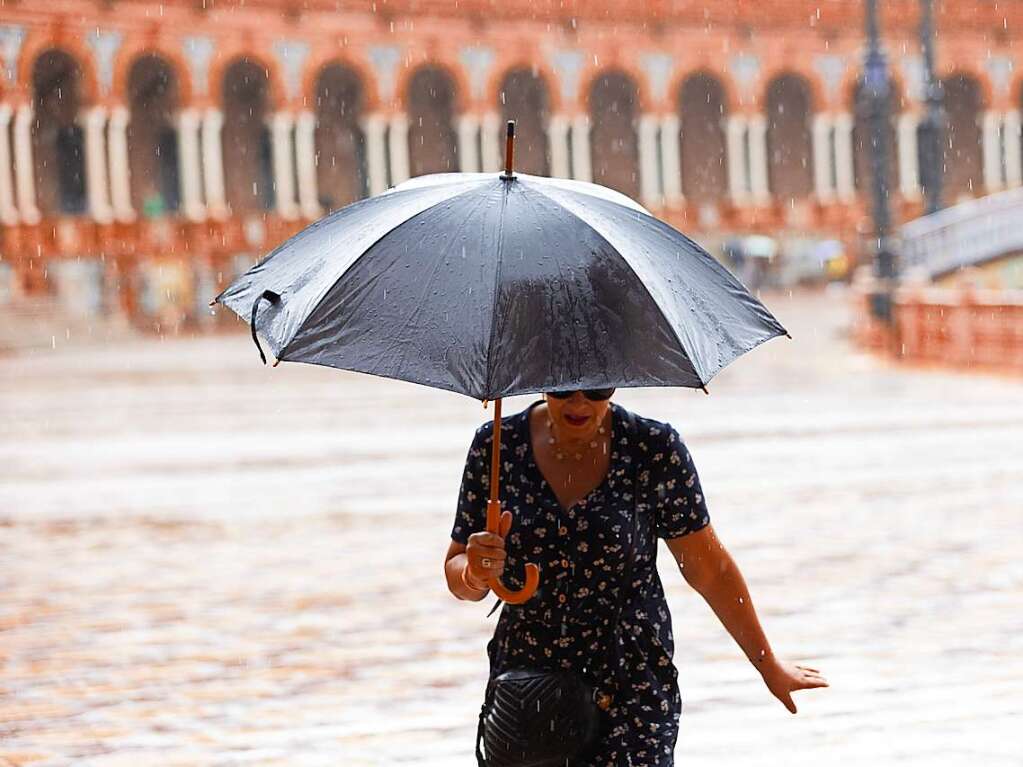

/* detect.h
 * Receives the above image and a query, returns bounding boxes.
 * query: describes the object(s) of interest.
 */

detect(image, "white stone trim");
[0,104,19,225]
[176,107,205,221]
[456,114,480,173]
[659,114,683,206]
[201,108,228,219]
[387,113,410,186]
[360,113,389,195]
[725,114,749,204]
[570,114,591,183]
[108,105,134,222]
[82,106,114,224]
[294,110,320,218]
[547,114,571,179]
[12,105,40,224]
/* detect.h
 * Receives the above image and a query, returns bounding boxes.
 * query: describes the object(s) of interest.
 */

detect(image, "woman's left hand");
[759,658,829,714]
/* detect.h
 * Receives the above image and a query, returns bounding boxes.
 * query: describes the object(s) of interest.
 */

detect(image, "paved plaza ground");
[1,288,1021,766]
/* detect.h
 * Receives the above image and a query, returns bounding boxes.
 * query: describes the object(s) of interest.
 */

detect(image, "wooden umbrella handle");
[486,398,540,604]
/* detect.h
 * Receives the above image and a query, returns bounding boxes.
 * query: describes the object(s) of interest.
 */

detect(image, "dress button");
[558,594,567,604]
[559,526,568,536]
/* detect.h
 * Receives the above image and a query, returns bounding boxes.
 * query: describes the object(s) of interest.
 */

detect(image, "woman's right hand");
[465,509,513,587]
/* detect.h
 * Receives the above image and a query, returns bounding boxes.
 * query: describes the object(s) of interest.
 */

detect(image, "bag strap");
[475,702,487,767]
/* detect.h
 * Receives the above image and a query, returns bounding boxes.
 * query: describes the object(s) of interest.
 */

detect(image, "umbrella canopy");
[214,126,787,605]
[214,172,787,400]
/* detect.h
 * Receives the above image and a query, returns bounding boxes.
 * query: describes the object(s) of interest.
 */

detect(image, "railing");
[899,187,1023,278]
[854,285,1023,373]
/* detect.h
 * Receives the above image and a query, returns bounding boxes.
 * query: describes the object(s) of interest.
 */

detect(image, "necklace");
[546,417,608,462]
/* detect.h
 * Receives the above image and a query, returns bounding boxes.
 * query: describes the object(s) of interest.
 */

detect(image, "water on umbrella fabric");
[214,172,787,400]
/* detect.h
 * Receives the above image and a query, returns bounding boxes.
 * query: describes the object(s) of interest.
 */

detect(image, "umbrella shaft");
[489,398,502,505]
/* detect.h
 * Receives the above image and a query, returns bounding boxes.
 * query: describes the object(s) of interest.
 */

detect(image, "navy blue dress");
[451,401,711,766]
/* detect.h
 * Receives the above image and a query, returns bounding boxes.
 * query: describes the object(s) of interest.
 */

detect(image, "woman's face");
[544,391,612,442]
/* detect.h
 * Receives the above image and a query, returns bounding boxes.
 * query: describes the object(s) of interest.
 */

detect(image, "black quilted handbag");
[474,411,641,767]
[475,669,601,767]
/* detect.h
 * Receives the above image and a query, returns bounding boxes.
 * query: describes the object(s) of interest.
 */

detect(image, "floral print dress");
[451,401,711,767]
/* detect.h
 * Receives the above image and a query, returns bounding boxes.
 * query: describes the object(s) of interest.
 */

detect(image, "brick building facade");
[1,1,1022,325]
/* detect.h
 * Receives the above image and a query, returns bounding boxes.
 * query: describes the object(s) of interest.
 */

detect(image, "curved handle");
[485,499,539,604]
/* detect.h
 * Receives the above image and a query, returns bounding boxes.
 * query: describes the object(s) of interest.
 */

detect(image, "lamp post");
[917,0,945,215]
[860,0,898,323]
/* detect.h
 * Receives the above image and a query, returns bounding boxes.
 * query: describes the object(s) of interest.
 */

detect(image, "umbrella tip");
[502,121,516,179]
[701,385,710,395]
[785,332,793,340]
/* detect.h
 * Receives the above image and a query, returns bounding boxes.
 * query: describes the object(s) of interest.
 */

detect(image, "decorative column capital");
[86,30,123,99]
[548,49,585,113]
[183,36,216,101]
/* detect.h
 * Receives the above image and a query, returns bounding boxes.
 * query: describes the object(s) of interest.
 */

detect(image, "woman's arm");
[666,524,829,713]
[444,541,491,601]
[444,509,514,602]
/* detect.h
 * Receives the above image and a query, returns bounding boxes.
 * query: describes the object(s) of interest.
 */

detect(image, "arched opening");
[851,82,899,196]
[499,69,550,176]
[588,71,639,199]
[222,59,274,214]
[32,49,86,215]
[678,72,728,203]
[407,67,459,177]
[765,74,814,200]
[942,74,984,200]
[314,64,367,211]
[127,55,180,216]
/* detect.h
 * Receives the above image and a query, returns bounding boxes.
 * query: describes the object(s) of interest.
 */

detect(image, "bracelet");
[460,563,488,593]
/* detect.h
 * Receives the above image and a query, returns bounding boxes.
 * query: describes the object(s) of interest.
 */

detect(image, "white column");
[176,107,205,221]
[637,113,662,206]
[548,114,571,178]
[570,115,592,182]
[897,112,921,199]
[201,107,228,219]
[12,105,40,224]
[811,113,835,202]
[1004,109,1022,188]
[725,114,749,204]
[982,110,1004,193]
[387,113,410,186]
[361,113,389,195]
[747,113,770,203]
[295,110,320,219]
[0,105,19,225]
[659,114,683,206]
[833,112,856,202]
[457,114,481,173]
[480,112,502,173]
[82,106,114,224]
[107,105,134,222]
[270,112,299,220]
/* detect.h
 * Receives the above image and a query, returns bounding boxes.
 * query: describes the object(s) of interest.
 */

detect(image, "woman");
[444,390,828,766]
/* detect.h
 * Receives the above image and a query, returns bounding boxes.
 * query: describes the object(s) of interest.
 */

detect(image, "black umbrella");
[213,123,787,603]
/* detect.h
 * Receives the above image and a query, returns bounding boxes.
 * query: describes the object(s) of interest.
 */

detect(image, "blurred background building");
[0,0,1022,359]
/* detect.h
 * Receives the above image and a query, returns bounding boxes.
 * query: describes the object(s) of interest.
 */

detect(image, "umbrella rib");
[525,182,709,387]
[482,182,510,399]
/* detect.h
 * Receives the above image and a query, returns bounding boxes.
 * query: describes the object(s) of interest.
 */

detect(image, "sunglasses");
[547,388,616,401]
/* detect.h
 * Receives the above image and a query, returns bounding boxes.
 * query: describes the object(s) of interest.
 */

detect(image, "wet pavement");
[1,288,1021,766]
